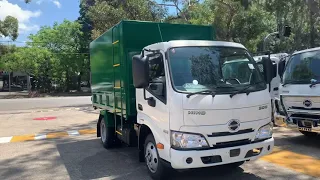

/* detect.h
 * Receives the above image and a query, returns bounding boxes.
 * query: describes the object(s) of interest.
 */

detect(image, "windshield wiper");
[282,80,307,86]
[229,82,264,98]
[310,79,320,88]
[186,90,216,98]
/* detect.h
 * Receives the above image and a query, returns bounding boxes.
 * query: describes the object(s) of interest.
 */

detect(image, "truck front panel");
[275,84,320,133]
[170,138,274,169]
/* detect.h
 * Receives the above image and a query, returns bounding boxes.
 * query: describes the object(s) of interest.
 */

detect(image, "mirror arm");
[143,88,151,100]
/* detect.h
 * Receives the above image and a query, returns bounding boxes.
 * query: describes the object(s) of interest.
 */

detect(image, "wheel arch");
[97,114,104,137]
[138,124,152,150]
[138,124,153,162]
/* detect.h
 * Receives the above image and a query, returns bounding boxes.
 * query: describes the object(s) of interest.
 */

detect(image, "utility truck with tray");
[90,20,275,179]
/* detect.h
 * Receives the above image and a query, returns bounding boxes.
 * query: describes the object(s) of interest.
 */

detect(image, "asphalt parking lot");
[0,107,319,180]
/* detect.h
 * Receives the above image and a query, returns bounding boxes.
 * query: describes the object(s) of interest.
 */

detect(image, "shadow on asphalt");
[55,139,264,180]
[2,134,319,180]
[274,133,320,158]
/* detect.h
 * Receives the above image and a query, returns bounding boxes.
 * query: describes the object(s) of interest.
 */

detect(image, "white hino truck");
[91,21,275,179]
[274,47,320,137]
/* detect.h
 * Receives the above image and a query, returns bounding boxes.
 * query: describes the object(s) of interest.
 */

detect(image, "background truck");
[274,47,320,137]
[90,20,275,179]
[253,53,289,123]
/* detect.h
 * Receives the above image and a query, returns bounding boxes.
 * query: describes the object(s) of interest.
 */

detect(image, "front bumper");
[275,109,320,133]
[170,138,274,169]
[275,95,320,133]
[274,111,320,133]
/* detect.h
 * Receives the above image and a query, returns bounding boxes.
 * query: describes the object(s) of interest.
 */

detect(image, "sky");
[0,0,80,45]
[0,0,176,46]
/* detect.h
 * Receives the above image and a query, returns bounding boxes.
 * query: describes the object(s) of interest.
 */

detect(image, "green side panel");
[90,20,215,119]
[90,26,116,113]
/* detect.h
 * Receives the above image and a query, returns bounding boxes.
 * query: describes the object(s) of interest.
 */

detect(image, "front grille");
[291,106,320,111]
[290,113,320,120]
[212,139,251,149]
[207,129,254,137]
[201,155,222,164]
[297,120,318,128]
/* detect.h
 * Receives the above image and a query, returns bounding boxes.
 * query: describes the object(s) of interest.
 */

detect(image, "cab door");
[136,51,170,150]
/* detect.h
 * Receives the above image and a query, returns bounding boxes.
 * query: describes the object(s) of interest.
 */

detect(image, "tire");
[144,134,170,180]
[299,130,318,137]
[100,118,116,149]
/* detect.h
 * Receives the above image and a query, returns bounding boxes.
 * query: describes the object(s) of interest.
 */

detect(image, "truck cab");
[274,47,320,137]
[132,40,274,178]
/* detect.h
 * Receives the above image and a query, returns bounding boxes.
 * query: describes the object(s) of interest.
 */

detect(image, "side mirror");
[132,55,149,88]
[261,57,274,84]
[149,82,164,97]
[278,59,286,77]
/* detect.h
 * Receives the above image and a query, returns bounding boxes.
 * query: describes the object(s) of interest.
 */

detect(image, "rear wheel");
[144,134,170,180]
[299,130,318,137]
[100,118,116,148]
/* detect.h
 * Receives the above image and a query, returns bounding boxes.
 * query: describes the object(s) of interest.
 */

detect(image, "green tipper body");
[90,20,214,120]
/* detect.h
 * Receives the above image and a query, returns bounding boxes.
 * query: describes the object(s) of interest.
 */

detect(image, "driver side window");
[148,53,166,103]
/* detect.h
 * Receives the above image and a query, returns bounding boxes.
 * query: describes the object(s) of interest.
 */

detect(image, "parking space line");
[79,129,96,135]
[0,136,13,143]
[67,130,80,136]
[46,132,69,139]
[0,128,96,144]
[35,134,47,140]
[10,134,35,142]
[262,149,320,178]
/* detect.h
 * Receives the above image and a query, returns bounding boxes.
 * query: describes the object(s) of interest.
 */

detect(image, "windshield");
[168,46,265,93]
[283,50,320,84]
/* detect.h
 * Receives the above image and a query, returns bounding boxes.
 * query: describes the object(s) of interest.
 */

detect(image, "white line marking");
[67,130,80,136]
[35,134,47,140]
[0,137,13,144]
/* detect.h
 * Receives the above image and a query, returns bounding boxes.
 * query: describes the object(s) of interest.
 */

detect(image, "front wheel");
[144,134,170,180]
[299,130,318,137]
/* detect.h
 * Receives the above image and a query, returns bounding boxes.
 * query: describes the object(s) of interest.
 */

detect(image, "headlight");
[255,123,273,140]
[171,131,209,149]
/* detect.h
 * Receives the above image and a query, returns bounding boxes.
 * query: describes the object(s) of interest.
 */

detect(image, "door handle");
[138,104,143,111]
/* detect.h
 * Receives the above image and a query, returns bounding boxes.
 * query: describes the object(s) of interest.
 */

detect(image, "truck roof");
[292,47,320,56]
[145,40,246,50]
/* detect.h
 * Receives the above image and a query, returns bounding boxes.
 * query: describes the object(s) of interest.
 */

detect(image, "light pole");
[263,31,279,52]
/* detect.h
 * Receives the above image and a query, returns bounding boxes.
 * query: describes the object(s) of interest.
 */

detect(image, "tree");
[231,3,276,52]
[1,47,53,92]
[78,0,95,89]
[0,44,17,70]
[0,16,18,40]
[86,0,166,39]
[1,0,33,40]
[28,20,85,91]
